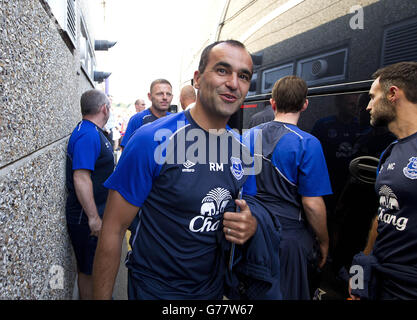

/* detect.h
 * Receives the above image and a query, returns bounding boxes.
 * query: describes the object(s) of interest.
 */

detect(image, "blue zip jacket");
[222,195,282,300]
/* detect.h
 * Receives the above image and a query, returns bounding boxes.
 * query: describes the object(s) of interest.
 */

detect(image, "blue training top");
[243,121,332,221]
[65,120,115,223]
[120,108,171,148]
[104,110,252,299]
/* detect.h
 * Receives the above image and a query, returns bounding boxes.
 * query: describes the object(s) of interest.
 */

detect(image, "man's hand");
[302,196,329,269]
[223,199,257,245]
[348,279,361,300]
[73,169,102,237]
[318,240,329,269]
[88,215,102,237]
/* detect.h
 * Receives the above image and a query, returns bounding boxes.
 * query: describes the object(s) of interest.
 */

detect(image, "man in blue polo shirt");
[122,80,173,238]
[120,79,173,150]
[92,40,258,300]
[66,89,114,299]
[243,76,332,299]
[349,62,417,300]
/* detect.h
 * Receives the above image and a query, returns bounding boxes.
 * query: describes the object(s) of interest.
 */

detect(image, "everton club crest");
[230,157,244,180]
[403,156,417,179]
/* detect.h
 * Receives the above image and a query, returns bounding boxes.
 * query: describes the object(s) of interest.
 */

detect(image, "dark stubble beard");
[370,96,396,127]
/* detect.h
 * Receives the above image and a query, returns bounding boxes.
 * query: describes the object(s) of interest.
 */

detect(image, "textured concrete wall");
[0,0,95,299]
[0,140,75,299]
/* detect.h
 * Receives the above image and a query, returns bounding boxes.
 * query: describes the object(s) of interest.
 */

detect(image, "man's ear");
[270,98,276,112]
[193,70,201,89]
[388,85,399,103]
[301,99,309,112]
[147,92,152,101]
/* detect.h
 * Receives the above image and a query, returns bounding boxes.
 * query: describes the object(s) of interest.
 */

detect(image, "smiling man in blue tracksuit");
[92,40,260,300]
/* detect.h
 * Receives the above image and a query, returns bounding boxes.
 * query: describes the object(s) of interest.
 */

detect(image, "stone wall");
[0,0,95,299]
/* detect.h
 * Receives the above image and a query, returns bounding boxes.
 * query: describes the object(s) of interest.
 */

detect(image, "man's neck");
[190,102,228,131]
[274,112,300,126]
[149,106,167,118]
[388,102,417,139]
[83,115,104,128]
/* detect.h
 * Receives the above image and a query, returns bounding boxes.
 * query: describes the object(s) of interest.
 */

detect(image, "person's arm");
[223,199,258,245]
[363,215,378,255]
[92,189,138,299]
[73,169,101,237]
[301,196,329,268]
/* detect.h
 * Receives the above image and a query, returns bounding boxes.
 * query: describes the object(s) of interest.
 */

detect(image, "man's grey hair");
[80,89,109,116]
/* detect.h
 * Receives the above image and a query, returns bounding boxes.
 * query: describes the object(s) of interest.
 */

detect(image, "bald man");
[134,99,146,113]
[179,85,196,111]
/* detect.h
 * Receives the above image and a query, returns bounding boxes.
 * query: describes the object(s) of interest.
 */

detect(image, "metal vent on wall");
[66,0,77,45]
[382,17,417,66]
[296,48,347,86]
[45,0,77,48]
[311,59,328,77]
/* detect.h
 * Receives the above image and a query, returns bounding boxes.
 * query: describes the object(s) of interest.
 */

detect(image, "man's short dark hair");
[372,61,417,104]
[272,76,308,113]
[198,40,249,74]
[150,79,172,93]
[80,89,108,116]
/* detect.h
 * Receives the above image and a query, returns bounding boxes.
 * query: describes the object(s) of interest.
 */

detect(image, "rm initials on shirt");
[209,162,224,172]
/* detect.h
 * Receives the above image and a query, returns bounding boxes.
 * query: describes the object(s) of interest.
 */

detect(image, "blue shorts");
[67,222,98,275]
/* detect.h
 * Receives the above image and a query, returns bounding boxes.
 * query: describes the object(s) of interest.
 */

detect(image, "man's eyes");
[216,68,251,81]
[239,73,250,81]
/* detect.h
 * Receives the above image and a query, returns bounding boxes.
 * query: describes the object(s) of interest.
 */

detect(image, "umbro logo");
[182,160,196,172]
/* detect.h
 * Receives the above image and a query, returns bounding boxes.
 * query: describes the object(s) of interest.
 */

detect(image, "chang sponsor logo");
[189,188,232,233]
[378,212,408,231]
[377,185,408,231]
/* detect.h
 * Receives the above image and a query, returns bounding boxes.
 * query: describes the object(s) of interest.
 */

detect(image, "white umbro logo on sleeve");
[182,160,196,172]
